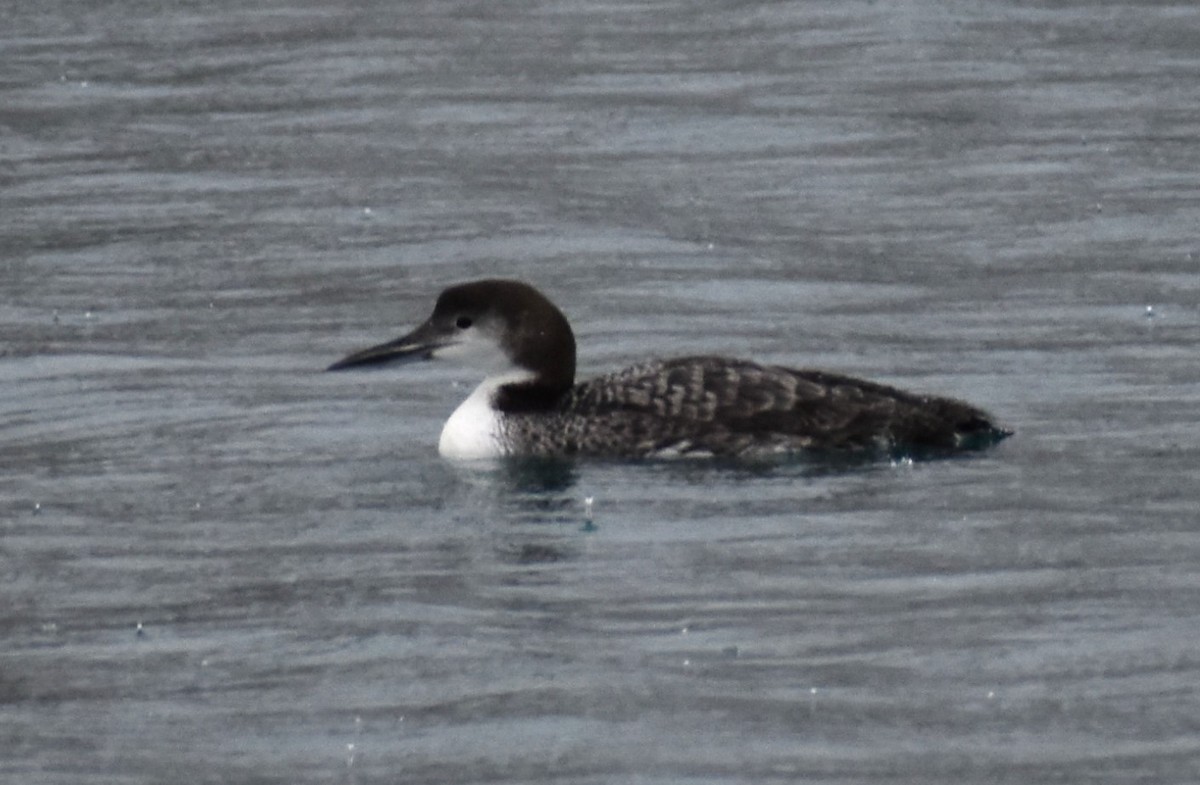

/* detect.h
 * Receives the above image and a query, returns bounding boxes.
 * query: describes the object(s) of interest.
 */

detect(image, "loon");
[328,279,1010,461]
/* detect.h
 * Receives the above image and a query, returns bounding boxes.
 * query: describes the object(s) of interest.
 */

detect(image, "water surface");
[3,1,1199,783]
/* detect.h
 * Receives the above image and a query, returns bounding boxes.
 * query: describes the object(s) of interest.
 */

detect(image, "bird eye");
[455,316,473,329]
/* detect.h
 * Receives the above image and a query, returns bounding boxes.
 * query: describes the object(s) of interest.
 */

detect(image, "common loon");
[328,279,1010,461]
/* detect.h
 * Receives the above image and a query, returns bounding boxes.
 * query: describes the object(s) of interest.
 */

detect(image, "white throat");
[437,370,534,460]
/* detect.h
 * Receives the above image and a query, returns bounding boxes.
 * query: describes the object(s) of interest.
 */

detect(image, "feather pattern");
[501,355,1008,459]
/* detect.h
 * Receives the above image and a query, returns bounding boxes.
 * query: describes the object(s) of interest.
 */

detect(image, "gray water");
[4,1,1200,783]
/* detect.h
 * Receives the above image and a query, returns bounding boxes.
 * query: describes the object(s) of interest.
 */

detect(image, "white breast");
[437,372,531,460]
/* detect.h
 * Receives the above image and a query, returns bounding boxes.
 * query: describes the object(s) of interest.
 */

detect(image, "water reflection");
[498,455,581,495]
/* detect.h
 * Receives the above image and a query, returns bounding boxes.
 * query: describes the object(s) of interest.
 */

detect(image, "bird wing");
[565,356,1000,454]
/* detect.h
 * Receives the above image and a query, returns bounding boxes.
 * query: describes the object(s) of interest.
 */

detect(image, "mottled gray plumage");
[502,355,1007,459]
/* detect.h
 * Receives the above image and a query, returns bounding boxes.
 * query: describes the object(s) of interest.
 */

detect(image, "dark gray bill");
[327,321,449,371]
